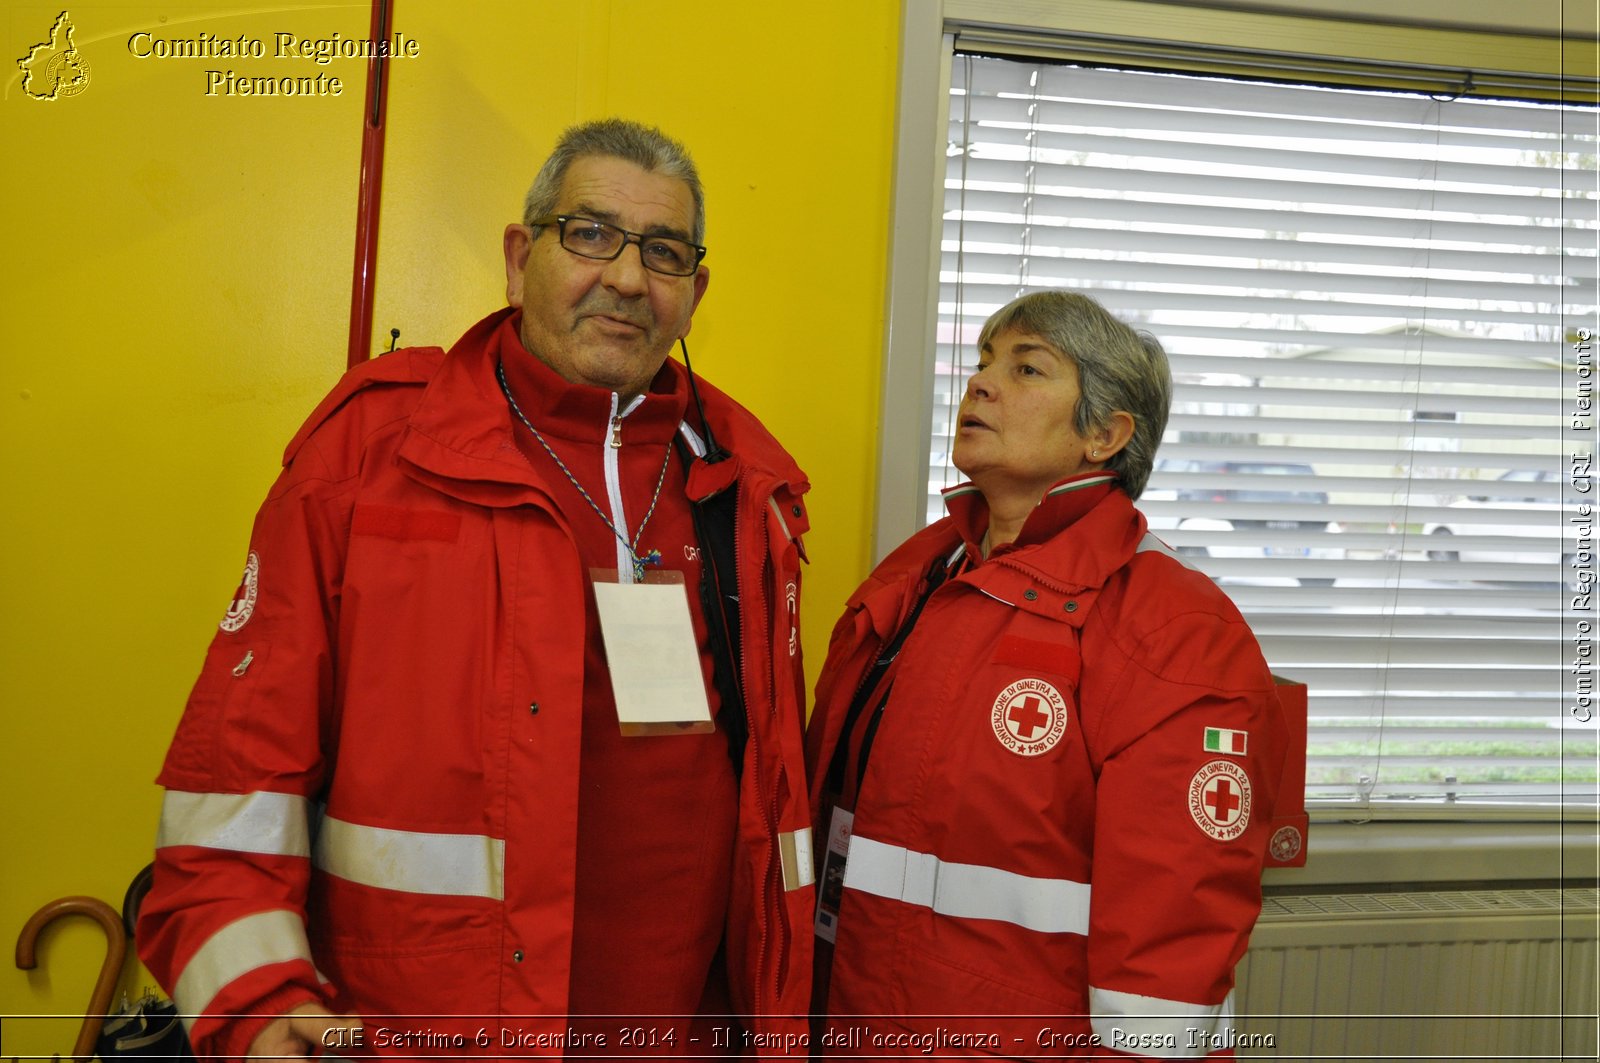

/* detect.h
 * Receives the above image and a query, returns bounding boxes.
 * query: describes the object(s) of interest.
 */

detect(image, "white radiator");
[1236,887,1599,1060]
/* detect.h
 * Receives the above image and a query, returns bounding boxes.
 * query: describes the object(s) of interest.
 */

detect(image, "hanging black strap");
[674,437,748,778]
[823,553,955,803]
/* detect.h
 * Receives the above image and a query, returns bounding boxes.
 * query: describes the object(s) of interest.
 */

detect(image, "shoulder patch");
[1269,824,1304,863]
[1203,726,1249,756]
[219,550,260,632]
[1189,759,1252,841]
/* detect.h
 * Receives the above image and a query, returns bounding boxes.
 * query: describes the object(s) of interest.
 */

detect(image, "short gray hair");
[521,118,705,244]
[977,290,1172,500]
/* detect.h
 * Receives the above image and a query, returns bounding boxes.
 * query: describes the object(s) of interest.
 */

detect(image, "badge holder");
[590,568,716,736]
[813,803,853,943]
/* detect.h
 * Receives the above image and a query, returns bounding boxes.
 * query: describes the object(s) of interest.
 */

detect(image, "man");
[138,119,816,1059]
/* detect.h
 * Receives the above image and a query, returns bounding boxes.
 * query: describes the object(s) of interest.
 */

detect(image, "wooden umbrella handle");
[15,895,128,1062]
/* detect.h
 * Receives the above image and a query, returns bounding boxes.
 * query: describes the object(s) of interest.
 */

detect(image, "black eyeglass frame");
[530,214,707,276]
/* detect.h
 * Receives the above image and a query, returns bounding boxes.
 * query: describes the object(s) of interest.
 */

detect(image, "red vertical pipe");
[347,0,394,367]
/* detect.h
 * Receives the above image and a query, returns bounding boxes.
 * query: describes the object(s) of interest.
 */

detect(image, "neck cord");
[824,553,955,804]
[496,359,670,581]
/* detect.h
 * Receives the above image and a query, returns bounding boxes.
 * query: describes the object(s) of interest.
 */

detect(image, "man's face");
[503,156,709,403]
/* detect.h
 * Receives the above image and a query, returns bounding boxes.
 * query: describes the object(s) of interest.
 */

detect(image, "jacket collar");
[942,472,1119,558]
[389,309,543,506]
[934,472,1147,626]
[394,307,806,509]
[497,312,689,447]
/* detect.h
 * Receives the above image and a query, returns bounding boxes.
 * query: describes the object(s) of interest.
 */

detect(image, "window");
[924,51,1595,807]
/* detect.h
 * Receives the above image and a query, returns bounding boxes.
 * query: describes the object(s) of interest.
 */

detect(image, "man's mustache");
[575,294,651,330]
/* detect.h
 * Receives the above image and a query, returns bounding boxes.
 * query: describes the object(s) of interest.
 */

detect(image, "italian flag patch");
[1204,727,1248,755]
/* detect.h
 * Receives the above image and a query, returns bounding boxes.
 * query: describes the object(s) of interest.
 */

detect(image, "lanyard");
[823,547,965,807]
[813,546,965,962]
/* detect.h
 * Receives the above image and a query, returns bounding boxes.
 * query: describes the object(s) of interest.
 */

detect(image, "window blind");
[933,55,1597,806]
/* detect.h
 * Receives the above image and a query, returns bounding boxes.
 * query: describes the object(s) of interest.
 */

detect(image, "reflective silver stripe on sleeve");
[156,791,311,857]
[779,828,814,891]
[842,835,1089,935]
[313,816,506,900]
[1090,985,1237,1058]
[173,909,313,1019]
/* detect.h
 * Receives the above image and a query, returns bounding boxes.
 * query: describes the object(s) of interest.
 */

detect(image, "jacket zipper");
[603,393,646,582]
[738,481,787,1019]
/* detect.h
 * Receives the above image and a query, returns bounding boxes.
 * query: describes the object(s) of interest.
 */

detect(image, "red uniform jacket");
[138,309,815,1059]
[805,475,1285,1060]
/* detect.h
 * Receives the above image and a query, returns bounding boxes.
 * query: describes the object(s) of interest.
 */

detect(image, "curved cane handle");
[15,895,128,1062]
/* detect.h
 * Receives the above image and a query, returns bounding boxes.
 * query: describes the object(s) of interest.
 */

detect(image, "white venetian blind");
[933,54,1597,806]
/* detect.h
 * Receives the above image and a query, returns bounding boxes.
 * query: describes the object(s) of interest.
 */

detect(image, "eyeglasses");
[531,214,707,277]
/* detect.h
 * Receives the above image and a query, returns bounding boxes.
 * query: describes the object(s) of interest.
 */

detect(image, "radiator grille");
[1260,887,1598,920]
[1237,887,1599,1059]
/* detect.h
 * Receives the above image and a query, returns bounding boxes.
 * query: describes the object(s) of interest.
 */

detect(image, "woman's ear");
[1090,411,1136,462]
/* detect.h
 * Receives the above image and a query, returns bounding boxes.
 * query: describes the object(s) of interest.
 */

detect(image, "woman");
[805,291,1286,1059]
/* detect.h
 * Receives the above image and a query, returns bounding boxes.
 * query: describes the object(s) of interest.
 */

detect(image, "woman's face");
[952,327,1101,499]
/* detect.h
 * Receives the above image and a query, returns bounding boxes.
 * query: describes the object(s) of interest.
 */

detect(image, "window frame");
[877,0,1598,827]
[879,0,1596,559]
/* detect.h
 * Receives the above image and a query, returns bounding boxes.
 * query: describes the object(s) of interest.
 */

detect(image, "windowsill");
[1264,815,1600,890]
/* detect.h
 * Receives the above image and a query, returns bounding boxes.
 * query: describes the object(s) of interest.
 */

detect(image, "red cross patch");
[219,550,260,633]
[1188,759,1252,841]
[990,678,1069,757]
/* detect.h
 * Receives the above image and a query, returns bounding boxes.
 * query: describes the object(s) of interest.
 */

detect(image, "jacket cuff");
[205,983,324,1063]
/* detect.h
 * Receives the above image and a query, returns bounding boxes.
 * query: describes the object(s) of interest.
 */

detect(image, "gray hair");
[521,118,705,244]
[977,290,1172,500]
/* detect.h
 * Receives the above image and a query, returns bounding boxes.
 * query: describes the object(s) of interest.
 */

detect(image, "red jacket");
[139,309,815,1059]
[805,475,1285,1060]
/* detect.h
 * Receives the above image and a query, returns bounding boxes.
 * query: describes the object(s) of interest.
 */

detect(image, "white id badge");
[591,569,715,736]
[813,805,854,943]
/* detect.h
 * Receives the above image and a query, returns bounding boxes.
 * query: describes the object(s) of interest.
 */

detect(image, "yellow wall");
[0,1,897,1054]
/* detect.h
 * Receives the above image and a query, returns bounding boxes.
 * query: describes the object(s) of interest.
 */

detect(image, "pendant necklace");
[497,359,670,581]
